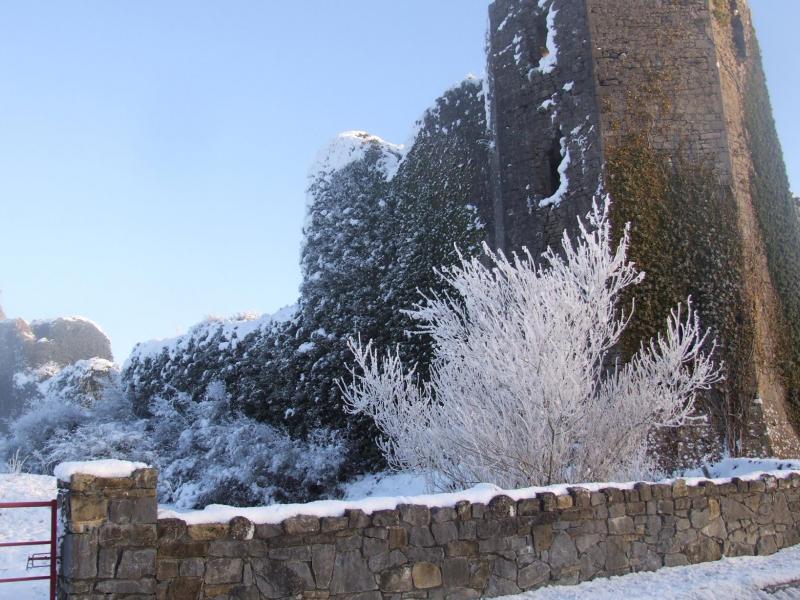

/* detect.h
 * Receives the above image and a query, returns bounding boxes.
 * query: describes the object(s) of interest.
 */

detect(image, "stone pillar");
[58,467,159,599]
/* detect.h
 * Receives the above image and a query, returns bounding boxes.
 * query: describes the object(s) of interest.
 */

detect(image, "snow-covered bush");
[2,364,347,508]
[342,198,722,491]
[147,382,346,508]
[0,359,141,474]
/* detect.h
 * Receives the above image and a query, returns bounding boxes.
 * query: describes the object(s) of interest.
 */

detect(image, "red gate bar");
[0,540,53,547]
[0,499,58,600]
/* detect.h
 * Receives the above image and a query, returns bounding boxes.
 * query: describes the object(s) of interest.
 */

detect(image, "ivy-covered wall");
[482,0,800,461]
[742,40,800,426]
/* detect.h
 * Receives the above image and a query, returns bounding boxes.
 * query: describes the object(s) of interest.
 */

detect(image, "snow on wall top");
[157,458,800,526]
[309,131,404,185]
[125,305,296,367]
[54,459,150,482]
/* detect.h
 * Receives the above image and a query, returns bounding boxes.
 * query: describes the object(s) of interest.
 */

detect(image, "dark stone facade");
[58,466,800,599]
[484,0,800,458]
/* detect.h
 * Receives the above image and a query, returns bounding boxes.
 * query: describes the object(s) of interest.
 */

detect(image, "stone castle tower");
[485,0,800,459]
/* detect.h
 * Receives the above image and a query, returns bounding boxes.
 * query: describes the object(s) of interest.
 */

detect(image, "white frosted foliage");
[342,198,722,490]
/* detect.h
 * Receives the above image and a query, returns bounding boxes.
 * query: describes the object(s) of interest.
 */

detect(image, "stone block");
[758,534,778,556]
[320,517,349,533]
[388,527,408,549]
[117,548,157,579]
[284,515,321,535]
[446,540,479,557]
[364,536,389,557]
[409,526,436,547]
[68,494,108,525]
[180,558,205,578]
[372,509,401,527]
[518,498,541,515]
[441,558,469,587]
[367,527,390,541]
[432,507,458,523]
[346,509,371,529]
[518,560,549,589]
[187,523,229,541]
[412,562,443,589]
[95,578,156,594]
[205,557,243,585]
[61,533,98,579]
[252,559,308,598]
[209,539,250,558]
[312,544,335,589]
[157,558,180,580]
[229,516,255,540]
[400,504,431,526]
[380,566,414,592]
[97,547,118,578]
[167,576,204,600]
[330,550,378,594]
[539,493,558,512]
[158,518,188,543]
[548,532,578,570]
[488,495,517,517]
[132,468,159,489]
[432,521,459,545]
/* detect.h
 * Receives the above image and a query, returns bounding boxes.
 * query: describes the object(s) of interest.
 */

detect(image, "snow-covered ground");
[0,474,57,600]
[500,546,800,599]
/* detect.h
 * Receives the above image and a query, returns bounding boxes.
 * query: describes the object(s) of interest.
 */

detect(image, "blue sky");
[0,1,797,361]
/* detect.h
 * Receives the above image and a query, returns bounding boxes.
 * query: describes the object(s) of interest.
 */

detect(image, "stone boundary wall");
[58,468,800,600]
[58,467,158,599]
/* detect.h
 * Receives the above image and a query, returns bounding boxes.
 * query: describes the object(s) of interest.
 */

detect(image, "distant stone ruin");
[0,310,112,427]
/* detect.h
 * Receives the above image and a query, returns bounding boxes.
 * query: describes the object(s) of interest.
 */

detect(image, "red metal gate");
[0,499,57,600]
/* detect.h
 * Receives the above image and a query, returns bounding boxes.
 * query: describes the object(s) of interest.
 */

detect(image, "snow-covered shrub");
[2,364,347,508]
[342,198,722,491]
[0,359,142,474]
[147,381,346,508]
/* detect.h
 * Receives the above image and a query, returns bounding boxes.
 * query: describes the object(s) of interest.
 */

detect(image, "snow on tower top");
[309,131,405,185]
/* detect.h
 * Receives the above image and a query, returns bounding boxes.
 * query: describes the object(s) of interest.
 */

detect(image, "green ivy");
[607,136,756,452]
[744,37,800,423]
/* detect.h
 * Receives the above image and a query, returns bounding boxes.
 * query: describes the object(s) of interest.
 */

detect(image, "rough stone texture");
[58,467,158,599]
[0,313,112,427]
[484,0,800,461]
[60,469,800,599]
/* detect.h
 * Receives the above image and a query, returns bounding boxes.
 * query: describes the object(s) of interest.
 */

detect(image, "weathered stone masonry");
[485,0,800,459]
[58,468,158,599]
[60,468,800,599]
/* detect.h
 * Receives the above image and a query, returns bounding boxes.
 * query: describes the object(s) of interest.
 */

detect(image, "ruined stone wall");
[486,0,604,256]
[486,0,800,460]
[59,468,800,600]
[707,0,800,457]
[0,315,113,427]
[587,0,730,163]
[58,468,158,599]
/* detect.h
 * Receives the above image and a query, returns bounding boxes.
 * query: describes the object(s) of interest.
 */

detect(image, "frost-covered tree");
[342,199,722,491]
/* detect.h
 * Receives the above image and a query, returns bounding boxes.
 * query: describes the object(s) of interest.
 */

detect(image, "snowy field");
[0,474,56,600]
